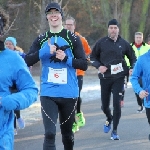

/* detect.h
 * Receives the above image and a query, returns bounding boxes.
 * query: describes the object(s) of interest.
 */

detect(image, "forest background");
[1,0,150,53]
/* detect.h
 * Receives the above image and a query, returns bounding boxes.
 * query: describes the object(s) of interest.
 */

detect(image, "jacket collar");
[131,41,146,47]
[107,35,121,42]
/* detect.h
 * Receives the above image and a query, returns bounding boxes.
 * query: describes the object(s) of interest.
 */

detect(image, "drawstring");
[41,98,78,126]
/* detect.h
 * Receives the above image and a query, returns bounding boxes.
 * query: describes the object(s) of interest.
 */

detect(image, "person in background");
[130,49,150,140]
[64,16,91,133]
[120,64,130,107]
[5,37,26,58]
[120,79,126,107]
[90,19,136,140]
[4,37,26,135]
[130,32,150,113]
[24,2,87,150]
[147,34,150,45]
[0,7,38,149]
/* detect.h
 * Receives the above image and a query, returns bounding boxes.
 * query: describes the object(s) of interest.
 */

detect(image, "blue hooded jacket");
[130,50,150,108]
[0,49,38,149]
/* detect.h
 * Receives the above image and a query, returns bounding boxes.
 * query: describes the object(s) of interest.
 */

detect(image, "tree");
[1,0,150,52]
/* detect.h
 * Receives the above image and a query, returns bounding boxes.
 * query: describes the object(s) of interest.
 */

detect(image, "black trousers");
[40,96,77,150]
[145,108,150,125]
[77,75,83,113]
[120,75,129,101]
[135,78,143,107]
[135,93,143,107]
[14,110,21,128]
[100,77,124,131]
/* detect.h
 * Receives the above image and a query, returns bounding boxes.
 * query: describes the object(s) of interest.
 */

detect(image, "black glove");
[50,43,70,63]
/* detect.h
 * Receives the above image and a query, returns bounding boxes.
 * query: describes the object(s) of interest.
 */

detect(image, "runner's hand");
[99,66,107,73]
[48,38,56,54]
[56,50,66,61]
[129,69,133,75]
[139,90,149,99]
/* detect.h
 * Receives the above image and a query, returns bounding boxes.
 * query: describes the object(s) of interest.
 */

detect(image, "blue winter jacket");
[25,29,88,98]
[39,36,79,98]
[130,50,150,108]
[0,49,38,149]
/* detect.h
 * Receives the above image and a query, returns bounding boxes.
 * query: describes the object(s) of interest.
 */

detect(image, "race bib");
[47,67,67,84]
[111,63,123,74]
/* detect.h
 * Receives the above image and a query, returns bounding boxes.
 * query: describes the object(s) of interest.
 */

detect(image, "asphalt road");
[14,66,150,150]
[14,87,150,150]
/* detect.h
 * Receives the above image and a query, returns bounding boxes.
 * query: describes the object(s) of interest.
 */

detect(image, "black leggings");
[40,96,77,150]
[77,75,83,113]
[14,110,21,129]
[135,93,143,107]
[136,78,143,107]
[145,108,150,125]
[120,86,125,101]
[121,75,129,101]
[100,77,124,131]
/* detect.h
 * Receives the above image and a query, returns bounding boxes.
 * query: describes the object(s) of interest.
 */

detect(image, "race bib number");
[47,67,67,84]
[111,63,123,74]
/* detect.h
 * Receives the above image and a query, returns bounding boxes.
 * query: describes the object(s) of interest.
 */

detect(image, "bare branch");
[34,2,41,11]
[7,2,26,9]
[4,8,19,35]
[59,0,62,6]
[62,0,71,17]
[62,0,71,10]
[52,0,62,6]
[33,24,40,34]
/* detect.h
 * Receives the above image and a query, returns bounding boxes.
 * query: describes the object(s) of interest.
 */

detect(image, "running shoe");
[72,122,79,133]
[76,112,85,127]
[103,121,111,133]
[110,131,120,140]
[14,129,17,135]
[17,117,25,129]
[137,106,145,113]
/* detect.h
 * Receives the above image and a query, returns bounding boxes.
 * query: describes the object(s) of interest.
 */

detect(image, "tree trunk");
[100,0,111,26]
[113,0,120,19]
[138,0,150,33]
[86,0,94,26]
[40,0,49,33]
[120,0,133,41]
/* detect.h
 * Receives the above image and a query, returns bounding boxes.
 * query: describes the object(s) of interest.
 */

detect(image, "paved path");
[14,67,150,150]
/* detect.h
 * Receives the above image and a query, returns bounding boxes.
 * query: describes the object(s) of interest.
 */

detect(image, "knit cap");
[108,19,118,27]
[5,37,17,47]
